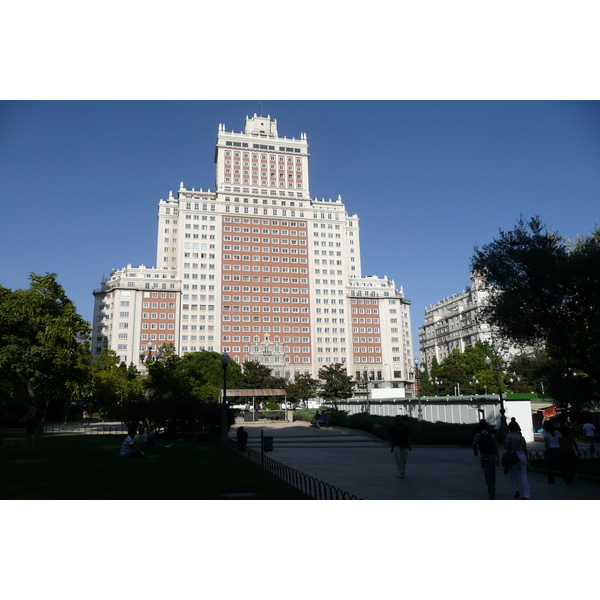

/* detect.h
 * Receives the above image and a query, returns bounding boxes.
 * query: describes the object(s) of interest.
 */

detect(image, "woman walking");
[543,420,562,484]
[504,421,530,499]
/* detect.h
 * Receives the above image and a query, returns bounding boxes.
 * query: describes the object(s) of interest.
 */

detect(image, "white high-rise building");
[92,115,416,392]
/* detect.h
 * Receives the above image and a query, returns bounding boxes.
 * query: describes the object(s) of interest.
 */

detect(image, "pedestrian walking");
[19,402,42,447]
[390,415,411,479]
[236,426,248,450]
[509,417,521,432]
[504,421,530,499]
[473,419,500,499]
[543,420,562,484]
[582,420,597,453]
[559,424,581,486]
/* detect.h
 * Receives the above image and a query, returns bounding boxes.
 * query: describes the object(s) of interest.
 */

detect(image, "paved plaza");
[230,420,600,500]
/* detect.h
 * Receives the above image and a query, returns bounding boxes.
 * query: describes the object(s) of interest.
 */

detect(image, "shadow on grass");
[1,434,309,500]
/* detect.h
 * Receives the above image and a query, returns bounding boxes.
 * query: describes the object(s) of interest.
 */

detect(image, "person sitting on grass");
[146,427,172,450]
[0,434,15,448]
[134,426,148,452]
[120,427,145,458]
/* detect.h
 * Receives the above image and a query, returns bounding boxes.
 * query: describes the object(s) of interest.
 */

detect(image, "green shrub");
[344,413,480,445]
[293,408,318,422]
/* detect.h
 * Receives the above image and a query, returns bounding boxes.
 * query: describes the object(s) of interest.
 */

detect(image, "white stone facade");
[92,114,415,389]
[419,273,492,370]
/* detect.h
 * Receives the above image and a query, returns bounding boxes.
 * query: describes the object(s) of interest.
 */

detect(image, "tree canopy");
[240,360,286,391]
[318,362,354,407]
[471,216,600,401]
[0,273,91,418]
[285,373,321,407]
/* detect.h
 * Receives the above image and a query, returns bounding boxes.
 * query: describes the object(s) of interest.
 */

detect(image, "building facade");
[92,114,415,392]
[419,273,492,370]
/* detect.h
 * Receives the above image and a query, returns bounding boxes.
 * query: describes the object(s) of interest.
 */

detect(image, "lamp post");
[220,352,230,444]
[434,378,443,396]
[139,340,163,365]
[362,367,371,413]
[485,344,510,442]
[470,376,479,395]
[509,374,520,393]
[414,358,425,420]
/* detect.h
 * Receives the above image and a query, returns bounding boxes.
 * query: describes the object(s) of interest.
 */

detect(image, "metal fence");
[527,447,600,461]
[0,424,128,436]
[244,447,360,500]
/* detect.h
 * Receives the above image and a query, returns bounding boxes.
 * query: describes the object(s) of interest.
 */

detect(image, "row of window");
[225,218,306,227]
[223,258,307,267]
[223,296,307,302]
[222,315,309,323]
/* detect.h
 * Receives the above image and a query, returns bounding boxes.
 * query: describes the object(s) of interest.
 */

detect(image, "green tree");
[90,350,144,417]
[430,356,440,380]
[180,351,242,390]
[472,217,600,406]
[286,373,321,408]
[319,362,354,409]
[240,360,286,390]
[419,363,435,396]
[0,273,91,419]
[144,351,243,403]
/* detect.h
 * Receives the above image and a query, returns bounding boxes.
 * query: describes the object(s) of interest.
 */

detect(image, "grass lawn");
[1,433,309,500]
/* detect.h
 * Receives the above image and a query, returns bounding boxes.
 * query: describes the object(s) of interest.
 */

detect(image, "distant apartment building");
[92,114,416,392]
[419,273,492,370]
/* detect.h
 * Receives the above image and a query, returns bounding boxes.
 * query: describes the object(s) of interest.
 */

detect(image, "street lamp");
[509,373,520,393]
[220,352,231,443]
[362,367,371,412]
[414,358,425,420]
[470,376,479,395]
[485,344,510,442]
[139,340,163,364]
[434,378,443,396]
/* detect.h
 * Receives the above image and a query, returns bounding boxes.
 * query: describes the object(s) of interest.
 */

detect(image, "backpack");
[478,430,496,455]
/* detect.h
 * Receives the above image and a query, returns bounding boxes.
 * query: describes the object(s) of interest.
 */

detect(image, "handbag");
[501,451,520,473]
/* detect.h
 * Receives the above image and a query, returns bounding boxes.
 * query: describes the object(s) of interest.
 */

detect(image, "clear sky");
[1,100,599,354]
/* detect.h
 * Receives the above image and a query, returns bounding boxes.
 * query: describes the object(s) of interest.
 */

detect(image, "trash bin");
[262,436,273,452]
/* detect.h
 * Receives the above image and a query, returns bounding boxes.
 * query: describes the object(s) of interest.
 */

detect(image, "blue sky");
[1,100,599,355]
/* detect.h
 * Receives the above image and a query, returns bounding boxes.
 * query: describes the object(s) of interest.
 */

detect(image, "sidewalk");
[230,421,600,500]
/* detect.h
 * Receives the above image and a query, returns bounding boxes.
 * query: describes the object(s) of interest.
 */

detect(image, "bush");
[292,408,318,422]
[112,397,234,438]
[344,413,480,445]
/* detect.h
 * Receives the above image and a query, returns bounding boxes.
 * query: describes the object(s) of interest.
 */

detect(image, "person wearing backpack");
[473,419,500,499]
[504,420,530,499]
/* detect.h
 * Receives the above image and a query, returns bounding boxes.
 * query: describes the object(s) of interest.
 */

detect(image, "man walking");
[473,419,500,499]
[582,420,596,453]
[390,415,412,479]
